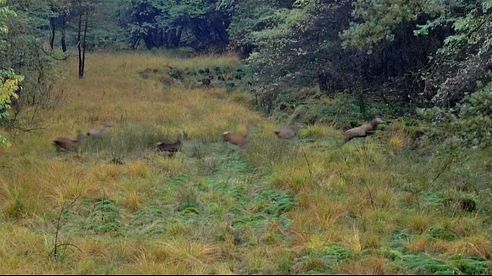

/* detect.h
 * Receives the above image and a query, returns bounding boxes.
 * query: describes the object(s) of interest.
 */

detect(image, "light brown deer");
[344,117,384,141]
[274,123,303,140]
[223,131,248,147]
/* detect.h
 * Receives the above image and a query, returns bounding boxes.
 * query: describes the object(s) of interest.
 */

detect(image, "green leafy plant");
[0,1,24,147]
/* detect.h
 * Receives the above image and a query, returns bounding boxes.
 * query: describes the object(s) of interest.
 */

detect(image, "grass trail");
[0,53,491,274]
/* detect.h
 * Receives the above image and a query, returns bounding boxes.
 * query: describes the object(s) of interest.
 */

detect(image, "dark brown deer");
[156,132,187,157]
[53,134,88,152]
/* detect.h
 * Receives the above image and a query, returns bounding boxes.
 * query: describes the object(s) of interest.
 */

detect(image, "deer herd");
[53,117,384,155]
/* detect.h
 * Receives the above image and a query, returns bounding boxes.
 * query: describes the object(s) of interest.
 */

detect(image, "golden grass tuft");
[229,91,256,108]
[407,213,434,234]
[126,161,150,178]
[123,190,143,212]
[445,236,492,259]
[302,197,348,231]
[388,131,409,155]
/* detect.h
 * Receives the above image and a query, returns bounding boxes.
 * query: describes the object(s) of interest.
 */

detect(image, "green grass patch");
[384,249,489,275]
[296,245,355,274]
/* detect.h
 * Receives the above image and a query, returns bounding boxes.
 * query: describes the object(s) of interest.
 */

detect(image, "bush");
[417,82,492,150]
[454,84,492,149]
[0,70,23,146]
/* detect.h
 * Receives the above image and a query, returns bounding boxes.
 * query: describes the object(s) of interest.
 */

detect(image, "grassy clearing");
[0,52,491,274]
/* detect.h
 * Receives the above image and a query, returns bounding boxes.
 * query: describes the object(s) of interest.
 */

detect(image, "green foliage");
[427,227,456,241]
[230,0,490,131]
[125,0,231,50]
[418,0,491,106]
[0,0,15,34]
[0,70,23,118]
[1,0,59,116]
[254,189,296,217]
[436,1,492,58]
[417,82,492,150]
[386,250,458,274]
[90,0,131,49]
[84,200,122,234]
[0,2,23,147]
[234,0,358,111]
[448,255,489,275]
[342,0,443,49]
[453,83,492,149]
[129,205,169,236]
[175,184,201,214]
[384,249,490,275]
[227,0,283,56]
[297,245,354,273]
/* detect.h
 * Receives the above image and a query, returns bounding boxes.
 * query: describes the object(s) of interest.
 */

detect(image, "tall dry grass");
[0,52,490,274]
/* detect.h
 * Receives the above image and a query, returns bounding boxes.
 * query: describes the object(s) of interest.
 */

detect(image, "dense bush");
[455,84,492,149]
[124,0,232,50]
[0,1,22,146]
[417,82,492,155]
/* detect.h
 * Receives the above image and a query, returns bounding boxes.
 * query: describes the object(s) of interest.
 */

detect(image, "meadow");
[0,52,490,274]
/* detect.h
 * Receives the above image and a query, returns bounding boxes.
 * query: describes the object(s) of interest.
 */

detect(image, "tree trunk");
[50,17,56,49]
[61,13,67,52]
[175,27,183,47]
[81,11,89,79]
[318,70,330,94]
[131,37,141,49]
[78,11,83,79]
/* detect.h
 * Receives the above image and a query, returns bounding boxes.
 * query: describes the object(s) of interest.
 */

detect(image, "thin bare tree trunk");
[78,10,83,79]
[61,13,67,52]
[50,17,56,49]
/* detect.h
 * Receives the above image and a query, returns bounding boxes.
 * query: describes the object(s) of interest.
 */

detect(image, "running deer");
[87,123,113,138]
[344,117,384,141]
[156,132,187,157]
[53,134,88,152]
[223,131,249,147]
[274,123,303,140]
